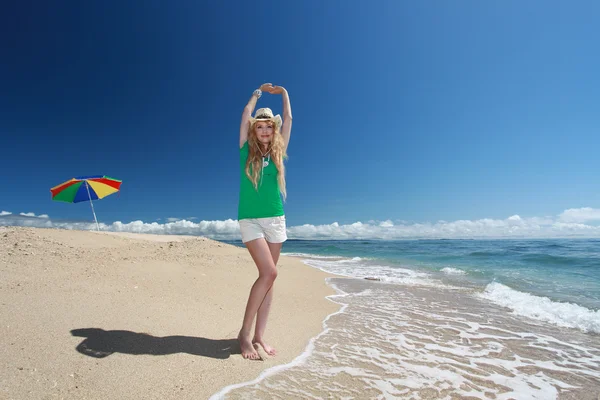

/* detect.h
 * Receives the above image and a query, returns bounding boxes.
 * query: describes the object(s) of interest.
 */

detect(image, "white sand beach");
[0,226,338,399]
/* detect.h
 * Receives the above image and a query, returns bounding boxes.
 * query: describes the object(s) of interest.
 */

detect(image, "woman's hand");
[258,83,286,94]
[259,83,274,92]
[269,85,286,94]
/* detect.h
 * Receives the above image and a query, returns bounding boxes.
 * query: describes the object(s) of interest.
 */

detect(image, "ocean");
[213,239,600,399]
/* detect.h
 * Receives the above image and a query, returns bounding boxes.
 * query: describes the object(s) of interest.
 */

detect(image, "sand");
[0,226,338,399]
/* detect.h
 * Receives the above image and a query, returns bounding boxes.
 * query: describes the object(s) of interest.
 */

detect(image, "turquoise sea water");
[216,238,600,399]
[281,238,600,315]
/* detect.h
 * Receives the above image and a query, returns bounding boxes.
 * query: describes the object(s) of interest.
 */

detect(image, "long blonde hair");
[245,120,287,200]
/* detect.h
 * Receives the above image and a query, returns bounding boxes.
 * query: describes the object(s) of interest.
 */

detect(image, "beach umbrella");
[50,175,122,231]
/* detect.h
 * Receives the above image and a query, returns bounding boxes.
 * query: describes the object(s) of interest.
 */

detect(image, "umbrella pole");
[85,181,100,231]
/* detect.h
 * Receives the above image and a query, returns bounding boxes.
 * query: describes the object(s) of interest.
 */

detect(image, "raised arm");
[271,86,293,151]
[240,83,272,148]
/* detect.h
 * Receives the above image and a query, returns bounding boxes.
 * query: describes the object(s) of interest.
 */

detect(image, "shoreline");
[209,277,350,399]
[0,226,339,399]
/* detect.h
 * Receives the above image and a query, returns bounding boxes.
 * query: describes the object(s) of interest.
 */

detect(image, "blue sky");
[1,1,600,238]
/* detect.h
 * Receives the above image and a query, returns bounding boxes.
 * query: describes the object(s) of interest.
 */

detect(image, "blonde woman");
[237,83,293,360]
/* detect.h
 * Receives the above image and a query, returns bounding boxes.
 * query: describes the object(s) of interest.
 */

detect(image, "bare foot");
[253,337,277,356]
[238,332,261,360]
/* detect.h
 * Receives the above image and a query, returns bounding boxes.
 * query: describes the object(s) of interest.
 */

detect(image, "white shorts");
[239,216,287,244]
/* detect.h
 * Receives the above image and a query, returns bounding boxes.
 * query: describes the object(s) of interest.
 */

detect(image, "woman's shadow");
[71,328,240,359]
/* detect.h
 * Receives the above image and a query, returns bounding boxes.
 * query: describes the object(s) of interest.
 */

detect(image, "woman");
[237,83,293,360]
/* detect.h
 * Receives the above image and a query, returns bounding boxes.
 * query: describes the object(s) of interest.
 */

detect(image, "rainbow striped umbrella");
[50,175,122,230]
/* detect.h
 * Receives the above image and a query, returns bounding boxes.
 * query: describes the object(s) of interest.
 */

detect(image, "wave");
[441,267,467,275]
[539,243,567,249]
[282,252,342,259]
[521,253,581,265]
[468,251,507,257]
[478,282,600,334]
[298,256,442,287]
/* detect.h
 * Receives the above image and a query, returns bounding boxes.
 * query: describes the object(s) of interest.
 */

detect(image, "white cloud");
[166,217,182,223]
[558,207,600,223]
[287,213,600,239]
[0,213,241,240]
[1,207,600,240]
[110,219,240,239]
[17,212,48,218]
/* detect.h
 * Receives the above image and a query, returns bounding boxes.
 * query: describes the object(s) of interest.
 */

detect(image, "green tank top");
[238,141,284,220]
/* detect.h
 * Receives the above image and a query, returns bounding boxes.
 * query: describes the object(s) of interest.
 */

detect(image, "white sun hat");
[249,108,282,129]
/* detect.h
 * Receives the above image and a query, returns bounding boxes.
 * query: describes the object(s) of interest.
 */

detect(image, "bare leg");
[253,241,282,356]
[238,238,278,360]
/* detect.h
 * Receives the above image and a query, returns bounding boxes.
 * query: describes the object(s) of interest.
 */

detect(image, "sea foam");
[479,282,600,334]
